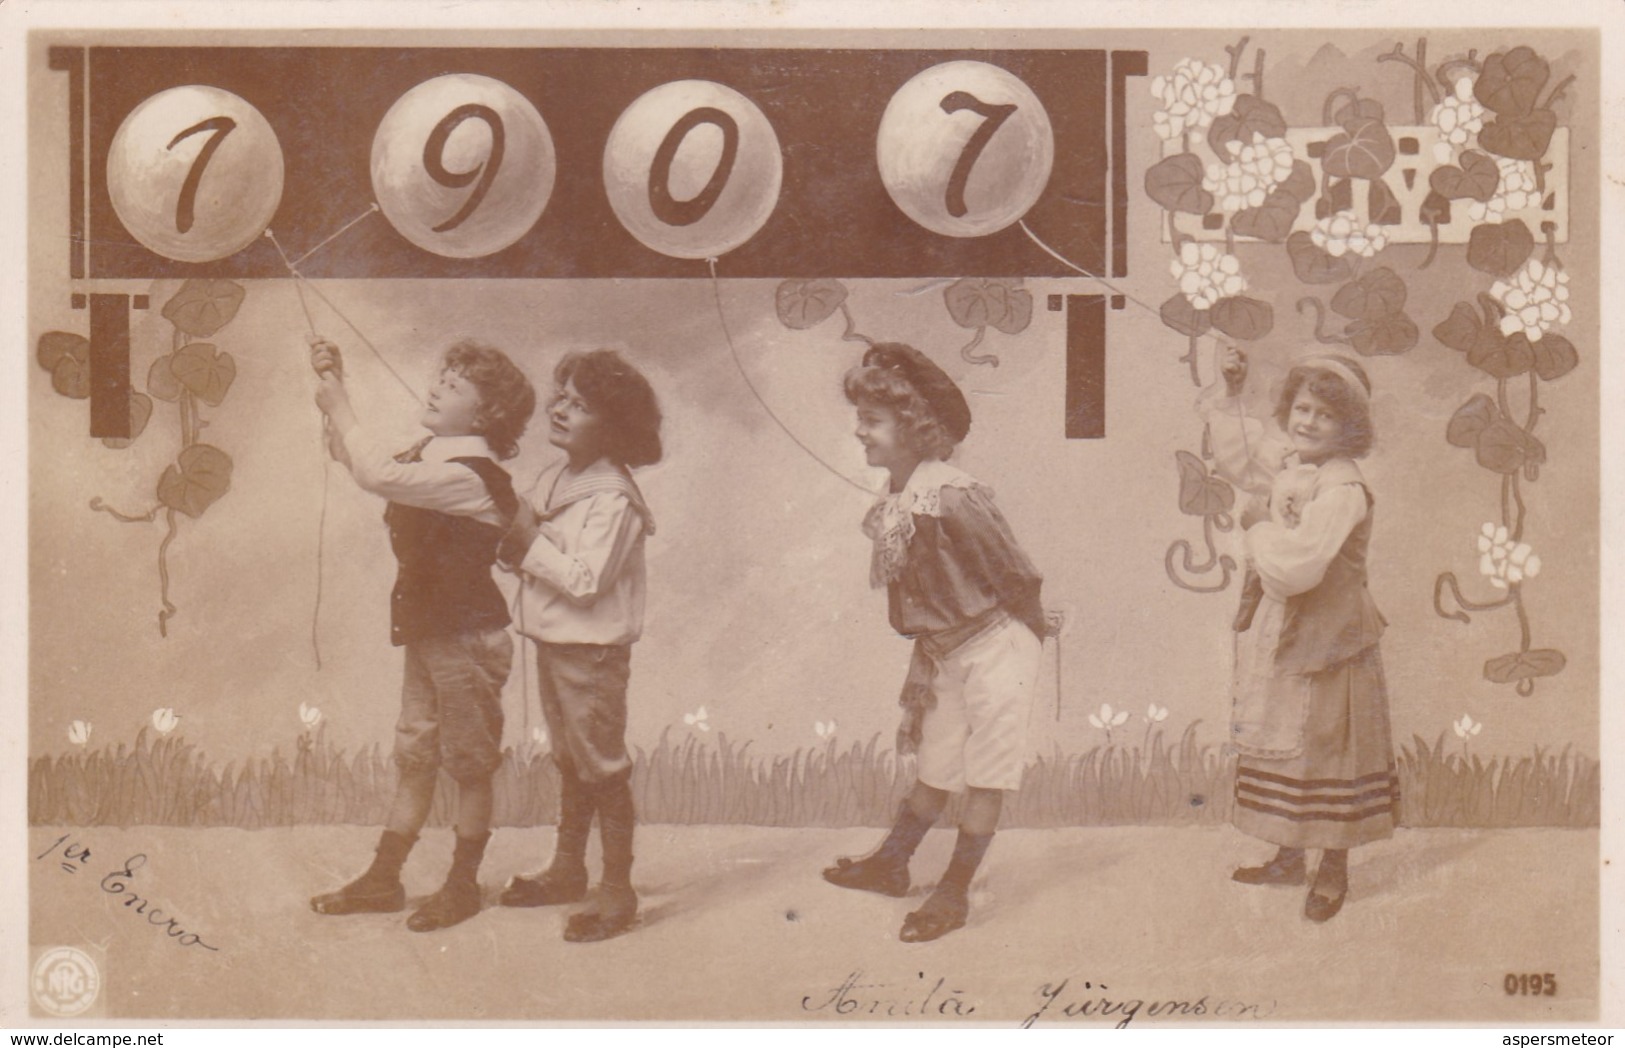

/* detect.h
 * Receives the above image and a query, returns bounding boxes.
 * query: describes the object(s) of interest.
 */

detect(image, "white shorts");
[915,616,1043,792]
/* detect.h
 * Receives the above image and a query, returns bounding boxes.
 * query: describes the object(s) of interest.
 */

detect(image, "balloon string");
[297,278,424,406]
[705,259,876,498]
[1018,219,1166,321]
[292,203,381,268]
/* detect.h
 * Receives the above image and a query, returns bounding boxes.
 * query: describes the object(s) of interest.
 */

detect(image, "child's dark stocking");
[501,761,594,907]
[1232,845,1308,886]
[564,773,638,943]
[310,829,415,915]
[408,829,490,933]
[822,788,942,898]
[1305,848,1349,923]
[900,829,991,943]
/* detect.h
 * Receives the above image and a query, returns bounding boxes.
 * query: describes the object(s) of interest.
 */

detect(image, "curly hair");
[843,365,957,461]
[442,340,536,461]
[1273,358,1375,459]
[554,349,663,468]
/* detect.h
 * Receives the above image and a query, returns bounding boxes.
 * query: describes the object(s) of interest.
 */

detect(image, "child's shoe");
[309,870,405,915]
[1231,847,1307,886]
[500,866,589,908]
[406,879,482,932]
[899,883,968,943]
[563,883,639,942]
[822,854,910,898]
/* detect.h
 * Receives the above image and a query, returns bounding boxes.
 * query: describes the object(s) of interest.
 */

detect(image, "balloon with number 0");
[106,85,285,263]
[603,80,783,260]
[371,74,556,259]
[877,61,1055,238]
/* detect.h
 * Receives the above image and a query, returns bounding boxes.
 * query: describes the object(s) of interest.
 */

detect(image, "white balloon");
[603,80,782,260]
[107,85,284,263]
[371,74,555,259]
[877,61,1055,238]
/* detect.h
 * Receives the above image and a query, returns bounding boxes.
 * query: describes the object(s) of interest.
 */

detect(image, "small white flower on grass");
[1453,714,1483,740]
[151,708,179,736]
[1089,703,1129,731]
[298,702,323,732]
[684,706,711,732]
[67,720,92,747]
[815,719,838,740]
[1146,704,1170,723]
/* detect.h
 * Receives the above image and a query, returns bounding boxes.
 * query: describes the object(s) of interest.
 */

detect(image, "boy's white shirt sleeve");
[520,493,644,605]
[1245,484,1367,600]
[332,423,495,516]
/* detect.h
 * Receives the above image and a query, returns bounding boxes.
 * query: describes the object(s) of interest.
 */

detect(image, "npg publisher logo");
[31,946,100,1017]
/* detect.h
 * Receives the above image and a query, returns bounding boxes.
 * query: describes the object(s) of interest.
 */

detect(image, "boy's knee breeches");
[393,627,513,784]
[534,642,633,784]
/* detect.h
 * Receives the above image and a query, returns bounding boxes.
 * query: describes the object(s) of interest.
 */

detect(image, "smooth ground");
[24,825,1598,1025]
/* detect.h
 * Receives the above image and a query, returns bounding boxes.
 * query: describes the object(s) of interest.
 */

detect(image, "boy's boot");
[407,831,489,932]
[900,829,991,943]
[1232,845,1308,886]
[501,768,593,907]
[310,830,414,915]
[823,801,932,898]
[565,776,638,942]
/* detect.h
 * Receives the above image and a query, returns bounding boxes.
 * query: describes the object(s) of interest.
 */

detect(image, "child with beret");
[822,342,1045,943]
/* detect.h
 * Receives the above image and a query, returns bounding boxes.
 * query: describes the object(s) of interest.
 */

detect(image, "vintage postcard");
[3,0,1621,1029]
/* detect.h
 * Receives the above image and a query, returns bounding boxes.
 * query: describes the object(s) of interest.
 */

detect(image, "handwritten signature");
[37,834,221,952]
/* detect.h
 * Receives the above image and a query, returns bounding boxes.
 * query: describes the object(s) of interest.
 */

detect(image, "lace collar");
[861,459,983,587]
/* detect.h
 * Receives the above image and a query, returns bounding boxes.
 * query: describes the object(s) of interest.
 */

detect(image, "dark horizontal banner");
[58,46,1137,279]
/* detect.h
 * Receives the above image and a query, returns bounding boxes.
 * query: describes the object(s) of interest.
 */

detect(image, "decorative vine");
[772,276,1034,366]
[36,279,245,636]
[1145,35,1575,641]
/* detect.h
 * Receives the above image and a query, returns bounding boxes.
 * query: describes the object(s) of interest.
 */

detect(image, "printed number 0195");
[1504,973,1557,996]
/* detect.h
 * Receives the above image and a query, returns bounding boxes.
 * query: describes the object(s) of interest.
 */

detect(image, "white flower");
[683,706,711,732]
[1201,133,1295,212]
[1088,703,1130,731]
[1477,523,1542,589]
[1489,257,1571,341]
[1427,77,1487,159]
[67,720,92,747]
[298,702,323,731]
[531,726,549,749]
[1149,58,1237,141]
[1453,714,1483,740]
[1467,158,1540,223]
[1310,210,1389,259]
[150,707,179,736]
[815,719,837,740]
[1168,241,1246,310]
[1146,704,1170,723]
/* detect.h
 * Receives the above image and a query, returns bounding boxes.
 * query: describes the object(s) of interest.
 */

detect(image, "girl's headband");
[1294,354,1371,405]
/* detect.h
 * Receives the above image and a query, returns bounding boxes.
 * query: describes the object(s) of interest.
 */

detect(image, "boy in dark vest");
[307,337,536,932]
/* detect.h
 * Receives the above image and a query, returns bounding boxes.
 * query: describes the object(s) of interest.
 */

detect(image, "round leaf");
[1475,419,1545,475]
[1287,231,1353,284]
[1466,220,1535,278]
[1347,312,1418,356]
[1474,47,1551,117]
[171,343,237,407]
[1230,189,1300,243]
[1467,330,1534,378]
[156,444,234,519]
[101,392,153,450]
[1174,451,1234,517]
[1432,301,1483,352]
[990,287,1033,335]
[1145,153,1214,215]
[51,356,90,399]
[1478,111,1558,162]
[1333,97,1387,131]
[1420,190,1452,226]
[1277,160,1316,204]
[147,354,182,402]
[37,331,88,372]
[1531,333,1578,381]
[1429,150,1500,202]
[1205,95,1287,162]
[162,279,246,339]
[1160,293,1210,338]
[1331,268,1407,322]
[1313,176,1354,220]
[944,278,1012,331]
[774,279,848,331]
[1483,648,1566,684]
[1321,118,1395,181]
[1446,393,1497,448]
[1210,296,1273,341]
